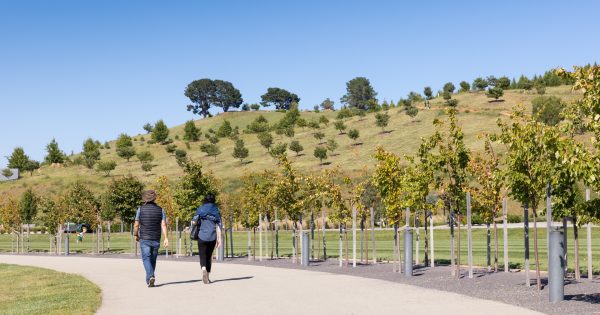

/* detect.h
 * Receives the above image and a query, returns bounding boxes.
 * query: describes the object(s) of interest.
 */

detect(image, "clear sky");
[1,0,599,167]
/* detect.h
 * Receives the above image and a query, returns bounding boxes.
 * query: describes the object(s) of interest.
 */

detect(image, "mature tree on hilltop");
[143,123,153,134]
[107,176,144,225]
[82,138,101,169]
[486,87,504,102]
[472,77,488,91]
[116,134,136,162]
[183,120,201,141]
[96,160,117,176]
[320,98,335,111]
[232,139,249,164]
[260,87,300,110]
[443,82,456,94]
[185,78,216,117]
[459,81,470,93]
[497,76,511,89]
[7,147,29,174]
[375,112,390,132]
[348,129,360,144]
[258,132,274,152]
[289,140,304,156]
[532,96,565,126]
[340,77,377,110]
[152,120,169,144]
[250,103,260,111]
[213,80,243,112]
[45,139,66,164]
[334,120,347,134]
[314,146,328,166]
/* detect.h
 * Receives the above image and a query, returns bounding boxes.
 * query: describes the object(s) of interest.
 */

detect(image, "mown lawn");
[3,225,600,273]
[0,264,101,315]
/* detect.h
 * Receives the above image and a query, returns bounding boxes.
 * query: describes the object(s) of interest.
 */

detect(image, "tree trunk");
[586,188,593,280]
[274,210,279,259]
[532,206,541,290]
[393,224,399,272]
[107,221,111,253]
[574,217,580,280]
[457,214,461,279]
[339,224,343,267]
[563,217,568,274]
[247,228,251,261]
[322,209,327,261]
[259,215,263,262]
[450,212,455,277]
[494,219,499,272]
[310,212,314,261]
[27,223,30,253]
[524,204,530,286]
[503,198,509,272]
[486,223,491,271]
[230,214,234,258]
[344,224,349,267]
[253,227,256,261]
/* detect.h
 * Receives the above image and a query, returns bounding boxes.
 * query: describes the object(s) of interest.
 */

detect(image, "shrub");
[532,96,565,126]
[507,214,522,223]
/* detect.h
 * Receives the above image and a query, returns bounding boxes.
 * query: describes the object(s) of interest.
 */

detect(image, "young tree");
[183,120,201,141]
[2,168,13,178]
[321,98,335,110]
[136,151,154,164]
[375,112,390,132]
[308,120,320,130]
[319,115,330,126]
[143,123,154,134]
[326,138,338,155]
[296,118,308,129]
[217,120,233,138]
[200,143,221,161]
[59,183,100,231]
[232,139,249,164]
[44,139,66,164]
[152,120,169,144]
[314,147,328,166]
[531,96,565,126]
[165,144,177,155]
[340,77,378,110]
[269,143,287,158]
[246,115,270,133]
[7,147,29,174]
[250,103,260,111]
[258,132,274,152]
[348,129,360,144]
[106,176,144,227]
[334,120,347,135]
[406,106,419,121]
[423,86,433,108]
[459,81,470,93]
[23,160,40,176]
[260,87,300,110]
[486,87,504,102]
[289,140,304,156]
[313,131,325,143]
[443,82,456,94]
[174,161,218,223]
[517,75,533,90]
[82,138,101,169]
[19,188,38,252]
[96,160,117,176]
[116,134,136,162]
[497,77,511,89]
[175,149,188,168]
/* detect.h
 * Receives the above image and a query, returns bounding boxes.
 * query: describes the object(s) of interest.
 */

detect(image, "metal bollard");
[217,232,225,261]
[404,228,413,277]
[549,228,565,302]
[302,232,310,266]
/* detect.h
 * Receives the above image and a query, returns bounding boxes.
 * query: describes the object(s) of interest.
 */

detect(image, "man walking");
[133,190,169,287]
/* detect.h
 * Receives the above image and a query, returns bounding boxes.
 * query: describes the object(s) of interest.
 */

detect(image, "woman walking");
[195,193,222,284]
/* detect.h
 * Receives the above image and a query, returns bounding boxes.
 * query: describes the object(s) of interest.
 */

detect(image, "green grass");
[0,86,583,216]
[4,225,600,272]
[0,264,101,315]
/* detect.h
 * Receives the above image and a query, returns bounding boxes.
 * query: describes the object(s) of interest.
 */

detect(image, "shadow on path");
[211,276,254,283]
[155,279,201,287]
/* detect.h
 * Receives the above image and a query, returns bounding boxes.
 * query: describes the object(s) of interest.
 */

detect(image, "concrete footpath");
[0,255,542,315]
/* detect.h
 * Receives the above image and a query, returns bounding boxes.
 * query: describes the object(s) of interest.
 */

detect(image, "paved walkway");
[0,254,542,315]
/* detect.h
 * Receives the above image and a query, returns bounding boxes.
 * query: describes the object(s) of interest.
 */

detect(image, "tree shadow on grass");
[321,162,332,166]
[351,142,364,146]
[380,130,394,135]
[242,160,254,165]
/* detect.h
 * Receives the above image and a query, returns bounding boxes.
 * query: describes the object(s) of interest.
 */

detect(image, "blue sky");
[1,0,599,167]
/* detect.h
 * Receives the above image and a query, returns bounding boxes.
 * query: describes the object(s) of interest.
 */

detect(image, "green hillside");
[0,86,581,208]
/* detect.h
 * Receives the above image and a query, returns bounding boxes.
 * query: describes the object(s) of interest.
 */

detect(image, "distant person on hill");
[194,193,222,284]
[133,190,169,287]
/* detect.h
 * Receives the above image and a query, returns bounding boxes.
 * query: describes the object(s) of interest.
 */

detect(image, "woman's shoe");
[202,269,208,284]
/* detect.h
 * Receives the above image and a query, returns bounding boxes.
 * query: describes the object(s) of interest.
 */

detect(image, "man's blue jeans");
[140,239,160,284]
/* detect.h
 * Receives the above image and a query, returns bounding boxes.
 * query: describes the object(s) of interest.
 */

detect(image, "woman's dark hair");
[203,193,216,204]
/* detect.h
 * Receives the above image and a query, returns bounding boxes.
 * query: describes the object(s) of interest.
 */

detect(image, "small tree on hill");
[320,98,335,110]
[296,118,307,129]
[183,120,200,141]
[326,138,338,155]
[2,168,13,178]
[200,143,221,161]
[348,129,360,144]
[443,82,455,94]
[260,87,300,110]
[406,106,419,121]
[82,138,101,169]
[313,131,325,143]
[258,132,274,152]
[314,146,328,166]
[232,139,249,164]
[459,81,470,93]
[250,103,260,111]
[334,120,347,134]
[217,120,233,138]
[45,139,66,164]
[497,77,511,89]
[165,144,177,155]
[116,134,135,162]
[24,160,40,176]
[269,143,287,158]
[319,115,330,126]
[152,120,169,144]
[136,151,154,164]
[473,77,488,91]
[96,160,117,176]
[289,140,304,156]
[375,112,390,132]
[143,123,153,134]
[175,149,188,168]
[486,87,504,101]
[7,147,29,174]
[532,96,565,126]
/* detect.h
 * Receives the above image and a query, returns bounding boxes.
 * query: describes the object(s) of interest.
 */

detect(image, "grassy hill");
[0,86,582,212]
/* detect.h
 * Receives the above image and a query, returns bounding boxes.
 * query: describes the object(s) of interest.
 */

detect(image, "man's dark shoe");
[148,277,155,287]
[202,270,208,284]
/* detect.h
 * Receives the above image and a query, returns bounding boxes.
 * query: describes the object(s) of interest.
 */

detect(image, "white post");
[430,213,435,268]
[370,207,376,264]
[415,214,420,265]
[352,205,357,267]
[503,198,508,272]
[175,217,179,258]
[265,214,269,260]
[546,184,552,262]
[259,213,263,262]
[586,188,593,280]
[467,192,473,279]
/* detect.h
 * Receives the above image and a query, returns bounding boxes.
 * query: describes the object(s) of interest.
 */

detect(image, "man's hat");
[142,190,157,202]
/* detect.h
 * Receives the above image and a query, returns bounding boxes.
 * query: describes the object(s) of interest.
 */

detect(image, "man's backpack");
[190,214,201,241]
